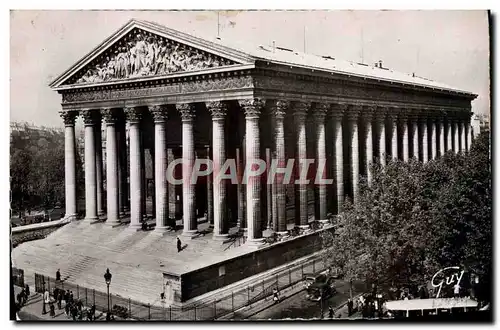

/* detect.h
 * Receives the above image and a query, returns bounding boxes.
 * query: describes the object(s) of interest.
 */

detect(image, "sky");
[9,10,490,128]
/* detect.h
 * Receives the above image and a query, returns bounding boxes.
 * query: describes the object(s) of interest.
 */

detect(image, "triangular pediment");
[51,19,254,88]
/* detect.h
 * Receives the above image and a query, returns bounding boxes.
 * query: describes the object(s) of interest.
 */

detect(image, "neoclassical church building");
[14,19,477,305]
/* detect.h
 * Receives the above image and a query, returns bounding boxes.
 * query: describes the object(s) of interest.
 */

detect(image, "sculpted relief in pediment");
[67,28,236,85]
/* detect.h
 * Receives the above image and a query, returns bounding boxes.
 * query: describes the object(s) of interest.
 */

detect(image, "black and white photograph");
[8,9,492,322]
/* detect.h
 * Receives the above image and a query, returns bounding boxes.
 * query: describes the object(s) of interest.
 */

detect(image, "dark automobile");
[305,274,337,301]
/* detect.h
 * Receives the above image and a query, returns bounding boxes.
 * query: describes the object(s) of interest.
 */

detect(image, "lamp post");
[104,268,112,314]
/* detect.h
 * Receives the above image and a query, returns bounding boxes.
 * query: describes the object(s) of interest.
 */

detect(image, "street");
[250,279,362,320]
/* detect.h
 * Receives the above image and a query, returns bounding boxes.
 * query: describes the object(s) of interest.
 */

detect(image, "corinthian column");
[438,117,445,157]
[293,101,310,228]
[270,100,289,233]
[452,118,460,153]
[125,107,143,230]
[347,107,360,204]
[207,101,229,240]
[374,111,386,167]
[446,116,453,152]
[331,104,345,214]
[82,111,98,222]
[430,118,437,160]
[240,98,265,244]
[460,120,467,152]
[102,109,120,226]
[420,117,429,163]
[313,103,328,221]
[60,110,78,221]
[388,111,399,161]
[94,115,105,217]
[400,113,410,162]
[410,115,420,160]
[178,103,197,237]
[363,107,375,184]
[151,105,169,234]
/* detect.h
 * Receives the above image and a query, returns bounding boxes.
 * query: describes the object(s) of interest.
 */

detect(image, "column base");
[106,220,122,228]
[318,219,330,224]
[128,223,143,232]
[245,238,265,248]
[276,231,288,236]
[298,224,310,229]
[83,216,99,224]
[181,229,198,238]
[212,233,230,242]
[64,214,78,222]
[153,226,172,236]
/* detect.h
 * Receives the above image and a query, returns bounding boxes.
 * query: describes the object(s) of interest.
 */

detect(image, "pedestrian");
[69,291,74,304]
[88,305,96,321]
[177,237,182,252]
[49,302,55,318]
[454,283,461,298]
[20,288,26,305]
[65,301,70,316]
[328,306,334,319]
[56,269,61,281]
[347,297,353,316]
[43,289,50,314]
[25,284,30,300]
[65,290,70,305]
[16,292,22,308]
[71,304,78,321]
[57,290,63,310]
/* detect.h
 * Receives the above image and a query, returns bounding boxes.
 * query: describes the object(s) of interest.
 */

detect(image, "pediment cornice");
[50,19,255,90]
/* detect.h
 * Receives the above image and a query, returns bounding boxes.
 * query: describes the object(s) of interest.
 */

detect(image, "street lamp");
[104,268,112,314]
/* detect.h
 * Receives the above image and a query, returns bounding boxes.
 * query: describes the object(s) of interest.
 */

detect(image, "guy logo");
[431,266,465,299]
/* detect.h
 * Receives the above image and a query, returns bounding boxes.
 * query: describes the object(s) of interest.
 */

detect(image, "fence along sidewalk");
[32,257,324,320]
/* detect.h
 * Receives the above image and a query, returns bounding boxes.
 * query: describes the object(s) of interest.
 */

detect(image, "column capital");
[268,100,289,119]
[177,103,196,121]
[346,107,360,121]
[102,108,119,125]
[60,110,78,126]
[82,110,99,126]
[330,103,347,119]
[312,102,329,121]
[149,105,168,123]
[386,106,401,120]
[239,98,265,119]
[125,106,143,124]
[291,101,311,117]
[206,101,228,120]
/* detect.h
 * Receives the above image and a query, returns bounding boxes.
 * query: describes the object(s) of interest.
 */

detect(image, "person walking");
[49,302,55,318]
[42,289,50,314]
[56,269,61,281]
[347,297,353,316]
[25,284,30,300]
[57,290,63,310]
[176,237,182,253]
[328,306,334,319]
[454,283,461,298]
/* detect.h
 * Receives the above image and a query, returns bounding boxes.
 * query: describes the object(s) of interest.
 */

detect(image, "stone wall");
[11,219,69,248]
[178,228,331,302]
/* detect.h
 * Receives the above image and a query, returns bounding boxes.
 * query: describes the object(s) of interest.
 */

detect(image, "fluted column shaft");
[240,99,265,243]
[400,116,409,162]
[460,121,466,152]
[61,111,78,220]
[375,116,386,167]
[411,117,420,160]
[207,147,214,228]
[151,106,169,233]
[314,104,328,220]
[126,108,143,230]
[103,109,120,225]
[430,120,437,160]
[117,120,126,216]
[293,102,310,227]
[236,147,244,229]
[389,115,398,160]
[446,119,453,152]
[178,103,197,236]
[331,108,345,214]
[208,101,229,240]
[94,118,104,216]
[271,100,288,232]
[83,112,98,222]
[348,110,360,204]
[364,111,374,184]
[438,119,445,157]
[420,119,429,163]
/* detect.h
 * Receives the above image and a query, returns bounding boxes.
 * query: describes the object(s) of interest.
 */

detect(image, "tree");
[325,132,492,300]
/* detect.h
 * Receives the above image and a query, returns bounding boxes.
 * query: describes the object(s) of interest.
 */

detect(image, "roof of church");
[141,20,476,97]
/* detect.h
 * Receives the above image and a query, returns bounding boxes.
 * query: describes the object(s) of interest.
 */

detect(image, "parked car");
[305,274,337,301]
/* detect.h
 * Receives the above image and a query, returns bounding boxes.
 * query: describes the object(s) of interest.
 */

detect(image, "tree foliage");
[327,132,492,299]
[10,123,83,214]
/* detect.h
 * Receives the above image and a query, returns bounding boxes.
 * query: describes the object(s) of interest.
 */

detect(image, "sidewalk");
[14,286,120,322]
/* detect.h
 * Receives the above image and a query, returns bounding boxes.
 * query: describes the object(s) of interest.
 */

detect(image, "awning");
[385,298,478,311]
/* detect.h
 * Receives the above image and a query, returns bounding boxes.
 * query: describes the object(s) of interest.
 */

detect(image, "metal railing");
[32,257,325,320]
